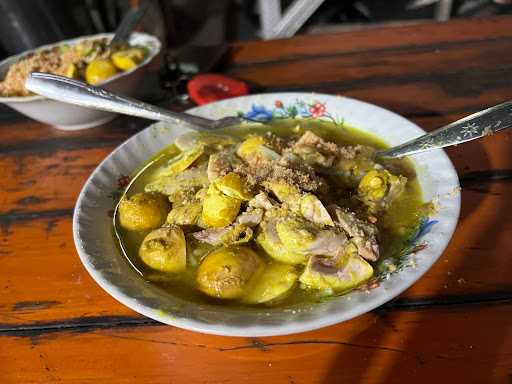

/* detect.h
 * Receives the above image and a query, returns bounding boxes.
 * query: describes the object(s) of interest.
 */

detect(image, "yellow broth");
[116,119,425,306]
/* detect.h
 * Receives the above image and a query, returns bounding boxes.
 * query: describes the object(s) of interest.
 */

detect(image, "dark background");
[1,0,511,58]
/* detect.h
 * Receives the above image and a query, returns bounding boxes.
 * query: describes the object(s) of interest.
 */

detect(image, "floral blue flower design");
[410,217,438,244]
[394,217,438,262]
[243,104,274,122]
[238,99,344,127]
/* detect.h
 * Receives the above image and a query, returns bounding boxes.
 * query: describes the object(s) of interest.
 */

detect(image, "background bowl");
[73,93,461,336]
[0,32,161,130]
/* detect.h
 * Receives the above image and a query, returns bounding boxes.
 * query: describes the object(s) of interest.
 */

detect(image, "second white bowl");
[0,32,161,130]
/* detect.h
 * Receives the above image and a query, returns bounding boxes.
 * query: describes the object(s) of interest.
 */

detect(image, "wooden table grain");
[2,15,512,383]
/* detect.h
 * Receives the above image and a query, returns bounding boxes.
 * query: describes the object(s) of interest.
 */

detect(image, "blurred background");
[0,0,510,109]
[1,0,511,58]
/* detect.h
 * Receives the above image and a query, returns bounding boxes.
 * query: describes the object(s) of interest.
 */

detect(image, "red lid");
[187,74,249,105]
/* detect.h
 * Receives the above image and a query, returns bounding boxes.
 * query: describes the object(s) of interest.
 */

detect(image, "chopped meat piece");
[299,194,334,226]
[329,205,380,261]
[248,192,277,210]
[294,131,339,155]
[332,145,378,188]
[307,229,347,258]
[192,224,253,246]
[292,131,339,167]
[236,208,264,226]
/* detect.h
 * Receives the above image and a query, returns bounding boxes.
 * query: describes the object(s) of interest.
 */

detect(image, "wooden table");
[2,15,512,383]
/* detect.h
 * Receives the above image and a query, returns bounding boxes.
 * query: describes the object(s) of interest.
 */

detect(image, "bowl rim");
[0,31,161,103]
[73,92,461,336]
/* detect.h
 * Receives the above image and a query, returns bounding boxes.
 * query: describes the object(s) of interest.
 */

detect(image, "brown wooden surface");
[1,16,512,383]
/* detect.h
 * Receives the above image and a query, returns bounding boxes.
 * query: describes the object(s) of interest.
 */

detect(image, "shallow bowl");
[73,93,460,336]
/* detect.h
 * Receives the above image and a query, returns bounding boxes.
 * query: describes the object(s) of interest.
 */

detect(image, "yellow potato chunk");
[214,172,252,200]
[196,246,264,299]
[236,136,266,160]
[118,192,170,231]
[111,48,145,71]
[65,64,77,78]
[163,144,204,176]
[201,183,241,228]
[275,217,316,254]
[263,180,302,212]
[242,263,298,304]
[139,226,186,273]
[358,169,407,213]
[237,136,279,163]
[256,218,307,265]
[85,59,118,85]
[166,203,203,226]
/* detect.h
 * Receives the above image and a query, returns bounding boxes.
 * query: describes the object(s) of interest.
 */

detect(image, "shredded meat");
[329,205,380,261]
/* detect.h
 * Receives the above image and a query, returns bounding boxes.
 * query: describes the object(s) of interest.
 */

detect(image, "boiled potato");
[256,218,307,265]
[65,64,77,78]
[163,144,204,176]
[85,59,118,85]
[358,169,407,213]
[263,180,302,212]
[237,136,279,163]
[214,172,252,200]
[275,217,316,254]
[201,183,241,228]
[166,203,202,226]
[236,136,266,160]
[196,246,264,299]
[111,48,145,71]
[139,226,186,273]
[242,263,298,304]
[118,192,170,231]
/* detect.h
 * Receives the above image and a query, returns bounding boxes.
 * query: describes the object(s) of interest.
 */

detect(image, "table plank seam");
[2,293,512,337]
[241,64,512,96]
[229,35,512,69]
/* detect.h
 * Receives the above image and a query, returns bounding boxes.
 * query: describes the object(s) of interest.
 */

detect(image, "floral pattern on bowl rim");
[239,99,344,127]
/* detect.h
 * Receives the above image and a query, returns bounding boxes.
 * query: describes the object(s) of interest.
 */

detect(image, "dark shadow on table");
[321,117,512,383]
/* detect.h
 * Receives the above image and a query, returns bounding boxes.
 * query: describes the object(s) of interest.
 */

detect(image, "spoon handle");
[377,100,512,158]
[25,72,215,129]
[110,0,150,46]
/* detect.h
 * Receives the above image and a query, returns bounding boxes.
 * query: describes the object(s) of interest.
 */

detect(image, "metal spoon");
[109,0,151,47]
[376,100,512,158]
[25,72,243,130]
[26,72,512,158]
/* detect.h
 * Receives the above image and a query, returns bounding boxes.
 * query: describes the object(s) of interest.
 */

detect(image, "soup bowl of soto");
[73,93,460,336]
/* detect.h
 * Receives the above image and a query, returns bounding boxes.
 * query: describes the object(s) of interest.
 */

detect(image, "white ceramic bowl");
[73,93,460,336]
[0,32,160,130]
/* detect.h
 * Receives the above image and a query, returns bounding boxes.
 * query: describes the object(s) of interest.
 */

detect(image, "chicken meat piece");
[292,131,339,167]
[236,208,264,227]
[329,205,379,261]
